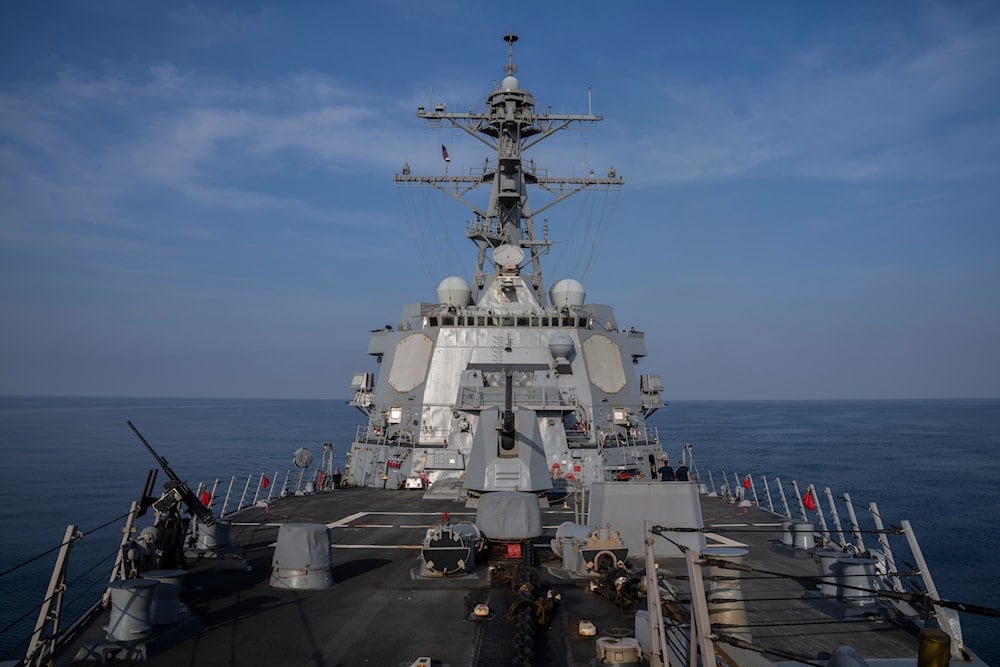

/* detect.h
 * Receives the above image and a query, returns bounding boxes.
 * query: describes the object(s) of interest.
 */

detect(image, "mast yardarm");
[395,34,623,304]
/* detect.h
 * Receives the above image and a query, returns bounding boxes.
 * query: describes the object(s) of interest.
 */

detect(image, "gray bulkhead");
[348,275,663,489]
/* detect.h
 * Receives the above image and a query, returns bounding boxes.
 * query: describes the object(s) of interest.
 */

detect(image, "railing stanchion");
[762,475,774,513]
[825,487,847,549]
[220,475,236,518]
[869,501,904,593]
[237,474,253,511]
[842,492,865,553]
[25,525,78,667]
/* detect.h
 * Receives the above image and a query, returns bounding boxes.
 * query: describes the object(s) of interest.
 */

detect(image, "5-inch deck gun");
[127,420,216,526]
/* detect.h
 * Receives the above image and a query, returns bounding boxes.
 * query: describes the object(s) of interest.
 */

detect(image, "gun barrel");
[127,420,215,526]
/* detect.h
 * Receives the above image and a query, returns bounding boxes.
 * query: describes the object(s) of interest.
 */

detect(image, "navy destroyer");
[6,34,996,667]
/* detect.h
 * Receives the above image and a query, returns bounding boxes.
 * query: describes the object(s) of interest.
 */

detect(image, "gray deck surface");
[666,495,922,664]
[57,487,931,666]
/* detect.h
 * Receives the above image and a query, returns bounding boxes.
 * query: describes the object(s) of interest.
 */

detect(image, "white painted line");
[366,512,476,516]
[326,511,368,529]
[354,524,395,528]
[708,522,782,528]
[704,532,748,548]
[332,544,421,550]
[230,522,282,527]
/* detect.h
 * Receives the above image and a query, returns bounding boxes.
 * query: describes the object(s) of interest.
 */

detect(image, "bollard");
[701,546,751,641]
[140,569,188,626]
[105,579,158,641]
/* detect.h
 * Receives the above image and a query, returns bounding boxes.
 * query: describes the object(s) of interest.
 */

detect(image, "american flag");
[441,144,451,162]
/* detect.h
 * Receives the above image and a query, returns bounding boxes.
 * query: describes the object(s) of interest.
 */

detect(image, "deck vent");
[269,523,334,590]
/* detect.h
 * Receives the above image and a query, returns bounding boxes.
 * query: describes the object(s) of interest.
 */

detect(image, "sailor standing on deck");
[333,468,342,489]
[675,460,689,481]
[658,458,675,481]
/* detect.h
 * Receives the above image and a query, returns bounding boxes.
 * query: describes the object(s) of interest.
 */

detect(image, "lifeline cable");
[699,555,1000,619]
[0,507,130,580]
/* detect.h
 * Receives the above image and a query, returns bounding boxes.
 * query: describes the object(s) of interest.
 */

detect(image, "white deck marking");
[231,522,282,527]
[332,544,421,550]
[365,512,476,516]
[708,522,783,528]
[326,511,368,529]
[704,532,748,548]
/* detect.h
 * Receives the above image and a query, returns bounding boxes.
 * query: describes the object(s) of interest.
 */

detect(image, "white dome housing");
[549,279,586,308]
[548,332,574,361]
[501,75,520,91]
[437,276,473,306]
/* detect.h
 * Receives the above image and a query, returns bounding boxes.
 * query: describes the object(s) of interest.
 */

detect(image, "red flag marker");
[803,491,817,511]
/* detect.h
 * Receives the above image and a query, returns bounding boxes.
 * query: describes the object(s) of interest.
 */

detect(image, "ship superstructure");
[346,34,664,496]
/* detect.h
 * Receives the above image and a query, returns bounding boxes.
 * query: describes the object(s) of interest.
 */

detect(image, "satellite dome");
[501,75,520,91]
[437,276,473,306]
[548,332,574,361]
[549,279,586,308]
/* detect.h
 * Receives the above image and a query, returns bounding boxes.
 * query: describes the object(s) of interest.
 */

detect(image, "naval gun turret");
[464,370,552,505]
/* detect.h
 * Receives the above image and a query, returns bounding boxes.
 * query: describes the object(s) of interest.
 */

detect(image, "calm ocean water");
[0,397,997,662]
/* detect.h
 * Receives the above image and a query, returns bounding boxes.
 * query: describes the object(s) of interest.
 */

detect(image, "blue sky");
[1,1,998,399]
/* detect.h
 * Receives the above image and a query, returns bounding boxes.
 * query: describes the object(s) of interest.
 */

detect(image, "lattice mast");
[395,33,623,304]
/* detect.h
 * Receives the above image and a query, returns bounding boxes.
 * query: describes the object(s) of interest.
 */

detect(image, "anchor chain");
[496,541,560,667]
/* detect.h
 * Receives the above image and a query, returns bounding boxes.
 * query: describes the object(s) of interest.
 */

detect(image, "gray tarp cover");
[475,491,542,539]
[269,523,332,589]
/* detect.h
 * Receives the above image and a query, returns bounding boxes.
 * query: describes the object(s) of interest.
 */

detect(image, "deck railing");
[668,468,969,661]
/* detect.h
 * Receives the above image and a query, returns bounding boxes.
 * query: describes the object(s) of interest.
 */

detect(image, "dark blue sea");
[1,397,997,663]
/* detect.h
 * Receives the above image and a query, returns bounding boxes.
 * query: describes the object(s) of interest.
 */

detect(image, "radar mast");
[395,34,623,304]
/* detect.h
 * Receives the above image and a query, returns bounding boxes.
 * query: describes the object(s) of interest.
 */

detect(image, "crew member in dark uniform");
[675,460,689,481]
[658,459,675,481]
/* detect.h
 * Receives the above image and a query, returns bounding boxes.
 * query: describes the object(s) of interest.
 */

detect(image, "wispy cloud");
[627,12,1000,184]
[0,62,438,251]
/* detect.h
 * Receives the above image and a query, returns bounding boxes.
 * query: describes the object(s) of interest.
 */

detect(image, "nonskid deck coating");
[58,487,934,666]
